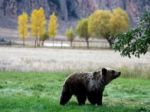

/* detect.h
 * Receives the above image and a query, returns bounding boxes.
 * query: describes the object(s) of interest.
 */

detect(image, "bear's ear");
[102,68,107,76]
[93,71,100,79]
[93,71,99,76]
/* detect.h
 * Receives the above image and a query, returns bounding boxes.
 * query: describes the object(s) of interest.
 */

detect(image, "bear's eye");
[111,70,115,74]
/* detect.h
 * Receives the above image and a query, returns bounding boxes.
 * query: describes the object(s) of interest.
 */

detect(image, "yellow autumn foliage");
[18,12,28,44]
[88,10,112,38]
[88,8,129,47]
[65,27,75,47]
[76,18,90,48]
[31,8,46,46]
[48,12,58,38]
[110,8,129,35]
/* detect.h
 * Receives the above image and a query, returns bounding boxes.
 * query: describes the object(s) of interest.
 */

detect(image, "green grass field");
[0,71,150,112]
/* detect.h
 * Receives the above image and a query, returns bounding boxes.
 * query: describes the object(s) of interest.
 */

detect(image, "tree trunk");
[53,38,54,47]
[108,39,113,48]
[34,37,37,47]
[85,37,89,49]
[70,41,73,48]
[23,38,25,47]
[41,41,44,47]
[37,37,40,47]
[105,37,113,48]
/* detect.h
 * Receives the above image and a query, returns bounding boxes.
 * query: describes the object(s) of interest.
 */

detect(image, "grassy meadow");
[0,71,150,112]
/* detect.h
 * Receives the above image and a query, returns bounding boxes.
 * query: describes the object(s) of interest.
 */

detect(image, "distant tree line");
[18,7,129,48]
[18,8,57,47]
[66,8,129,49]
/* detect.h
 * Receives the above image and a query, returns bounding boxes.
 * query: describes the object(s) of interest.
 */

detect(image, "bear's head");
[93,68,121,85]
[101,68,121,85]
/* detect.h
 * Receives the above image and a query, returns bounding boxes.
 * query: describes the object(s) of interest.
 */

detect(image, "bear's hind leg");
[60,91,72,105]
[76,94,86,105]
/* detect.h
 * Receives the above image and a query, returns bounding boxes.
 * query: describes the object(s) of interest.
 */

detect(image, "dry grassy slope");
[0,47,149,72]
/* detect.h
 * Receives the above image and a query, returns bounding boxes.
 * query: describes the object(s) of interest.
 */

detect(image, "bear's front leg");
[96,91,103,105]
[87,92,97,105]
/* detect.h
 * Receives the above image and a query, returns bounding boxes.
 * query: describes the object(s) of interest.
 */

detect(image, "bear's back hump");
[65,72,91,85]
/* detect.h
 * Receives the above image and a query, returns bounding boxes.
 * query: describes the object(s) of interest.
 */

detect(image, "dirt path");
[0,47,150,72]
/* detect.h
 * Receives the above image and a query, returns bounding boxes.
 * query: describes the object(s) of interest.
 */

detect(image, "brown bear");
[60,68,121,106]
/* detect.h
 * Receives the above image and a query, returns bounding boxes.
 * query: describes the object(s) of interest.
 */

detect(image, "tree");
[31,8,46,47]
[113,11,150,58]
[65,28,75,47]
[88,8,129,48]
[110,8,129,44]
[18,12,28,46]
[48,12,58,47]
[76,18,90,49]
[39,32,49,46]
[88,10,111,46]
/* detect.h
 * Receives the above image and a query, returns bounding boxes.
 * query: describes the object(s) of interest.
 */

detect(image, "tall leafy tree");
[31,8,46,47]
[65,28,75,47]
[18,12,28,46]
[110,8,129,44]
[88,8,129,48]
[76,18,90,49]
[113,11,150,58]
[48,12,58,47]
[88,10,111,46]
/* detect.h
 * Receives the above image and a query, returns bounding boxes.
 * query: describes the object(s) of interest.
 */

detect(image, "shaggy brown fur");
[60,68,121,105]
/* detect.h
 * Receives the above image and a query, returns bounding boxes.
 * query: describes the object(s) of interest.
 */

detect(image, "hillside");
[1,0,150,22]
[0,0,149,40]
